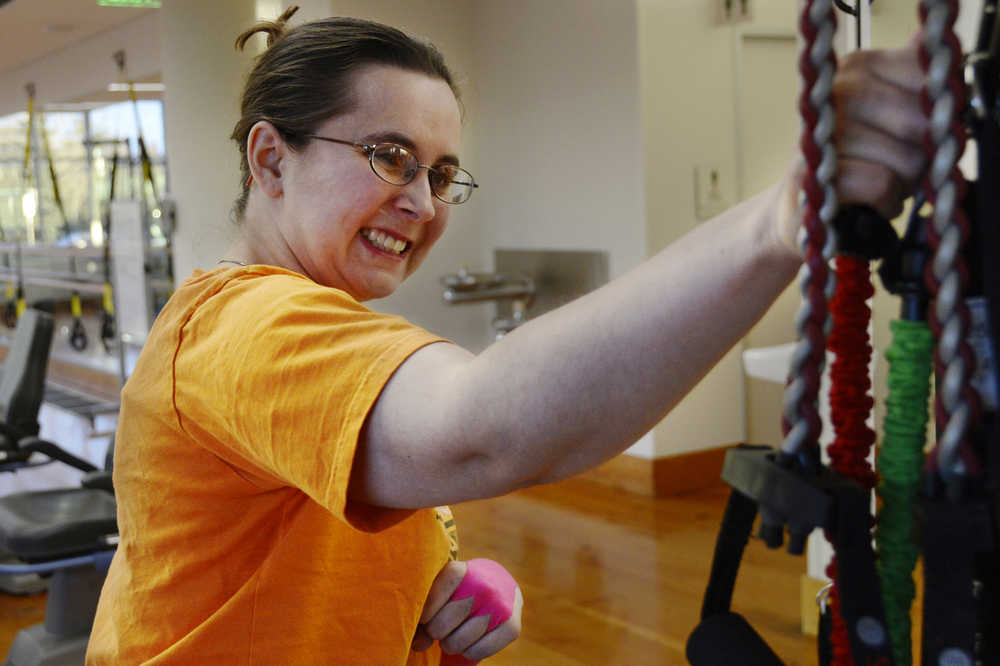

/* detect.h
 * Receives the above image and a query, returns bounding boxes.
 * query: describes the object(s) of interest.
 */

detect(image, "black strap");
[688,487,784,666]
[919,497,997,664]
[18,437,98,473]
[818,603,833,666]
[975,93,1000,484]
[700,489,758,619]
[688,612,784,666]
[825,482,894,662]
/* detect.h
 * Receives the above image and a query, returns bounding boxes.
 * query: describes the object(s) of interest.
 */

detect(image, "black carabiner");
[69,291,87,352]
[100,310,115,353]
[70,318,88,352]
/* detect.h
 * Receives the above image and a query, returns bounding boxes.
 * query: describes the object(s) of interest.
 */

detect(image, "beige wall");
[470,0,646,280]
[636,1,799,456]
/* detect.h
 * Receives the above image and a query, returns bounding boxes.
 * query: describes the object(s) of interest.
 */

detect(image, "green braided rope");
[875,318,934,666]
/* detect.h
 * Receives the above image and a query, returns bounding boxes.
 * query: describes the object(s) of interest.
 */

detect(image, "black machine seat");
[0,309,53,446]
[0,488,116,561]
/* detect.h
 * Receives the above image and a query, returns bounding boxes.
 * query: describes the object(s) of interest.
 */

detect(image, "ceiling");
[0,0,157,77]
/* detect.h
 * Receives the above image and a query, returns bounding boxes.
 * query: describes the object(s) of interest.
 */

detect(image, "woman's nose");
[396,170,437,223]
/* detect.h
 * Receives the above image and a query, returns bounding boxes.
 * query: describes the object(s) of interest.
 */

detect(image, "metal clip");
[817,581,834,615]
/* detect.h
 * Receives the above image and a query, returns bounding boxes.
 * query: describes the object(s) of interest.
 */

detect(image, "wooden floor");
[451,478,814,665]
[0,478,815,664]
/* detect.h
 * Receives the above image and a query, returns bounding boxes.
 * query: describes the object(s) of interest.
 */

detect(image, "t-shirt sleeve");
[172,274,446,528]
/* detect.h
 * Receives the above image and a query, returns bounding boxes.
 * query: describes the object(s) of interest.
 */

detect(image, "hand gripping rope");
[689,3,895,663]
[690,0,1000,663]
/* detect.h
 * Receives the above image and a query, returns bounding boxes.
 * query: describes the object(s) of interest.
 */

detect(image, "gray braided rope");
[782,0,839,457]
[921,0,973,480]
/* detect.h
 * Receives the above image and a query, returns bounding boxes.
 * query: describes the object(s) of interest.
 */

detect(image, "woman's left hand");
[412,559,524,664]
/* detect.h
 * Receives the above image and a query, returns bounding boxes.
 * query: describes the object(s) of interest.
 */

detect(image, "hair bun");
[234,5,300,51]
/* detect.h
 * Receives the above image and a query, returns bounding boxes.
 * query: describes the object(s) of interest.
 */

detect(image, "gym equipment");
[0,310,117,665]
[68,293,86,353]
[0,470,116,666]
[689,1,1000,664]
[0,310,97,476]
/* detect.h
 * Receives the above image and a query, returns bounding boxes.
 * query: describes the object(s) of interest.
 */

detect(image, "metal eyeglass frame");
[303,134,478,204]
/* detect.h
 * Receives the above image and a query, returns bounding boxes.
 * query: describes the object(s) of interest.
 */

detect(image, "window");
[0,100,168,246]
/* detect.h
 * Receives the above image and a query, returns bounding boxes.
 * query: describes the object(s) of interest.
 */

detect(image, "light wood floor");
[0,478,815,664]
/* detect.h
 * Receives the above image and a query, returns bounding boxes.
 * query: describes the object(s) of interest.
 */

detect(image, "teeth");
[363,228,408,255]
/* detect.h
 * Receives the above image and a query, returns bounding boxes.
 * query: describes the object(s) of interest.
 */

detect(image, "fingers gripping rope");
[440,558,518,665]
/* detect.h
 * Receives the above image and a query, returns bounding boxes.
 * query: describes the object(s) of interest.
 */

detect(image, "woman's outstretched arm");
[350,38,928,509]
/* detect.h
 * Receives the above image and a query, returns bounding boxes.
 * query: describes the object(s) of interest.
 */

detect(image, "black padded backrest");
[0,309,54,439]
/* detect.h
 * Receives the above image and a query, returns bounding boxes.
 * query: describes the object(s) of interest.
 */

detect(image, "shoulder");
[176,265,437,351]
[181,266,368,325]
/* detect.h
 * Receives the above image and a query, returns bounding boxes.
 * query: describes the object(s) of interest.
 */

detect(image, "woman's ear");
[246,121,286,198]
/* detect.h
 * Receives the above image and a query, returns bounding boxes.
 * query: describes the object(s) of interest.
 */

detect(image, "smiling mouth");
[361,228,411,256]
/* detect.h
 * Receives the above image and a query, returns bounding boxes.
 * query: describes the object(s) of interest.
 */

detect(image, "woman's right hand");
[412,559,523,664]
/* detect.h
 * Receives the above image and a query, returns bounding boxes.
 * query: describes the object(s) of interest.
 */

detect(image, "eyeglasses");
[303,135,478,205]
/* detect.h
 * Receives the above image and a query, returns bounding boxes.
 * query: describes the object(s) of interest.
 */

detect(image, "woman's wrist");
[751,168,804,275]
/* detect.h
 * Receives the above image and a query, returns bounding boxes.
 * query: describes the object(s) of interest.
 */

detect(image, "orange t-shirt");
[87,265,453,665]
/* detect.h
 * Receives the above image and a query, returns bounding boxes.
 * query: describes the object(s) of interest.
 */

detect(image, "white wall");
[471,0,646,280]
[160,0,256,286]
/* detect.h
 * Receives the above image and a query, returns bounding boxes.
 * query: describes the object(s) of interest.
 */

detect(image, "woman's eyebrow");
[361,130,461,166]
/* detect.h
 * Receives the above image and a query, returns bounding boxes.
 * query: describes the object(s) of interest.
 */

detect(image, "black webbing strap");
[826,482,894,663]
[700,489,757,619]
[818,604,833,666]
[688,488,784,666]
[975,90,1000,485]
[919,498,997,664]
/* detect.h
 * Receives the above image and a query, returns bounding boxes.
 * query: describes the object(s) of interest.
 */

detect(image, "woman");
[87,7,927,665]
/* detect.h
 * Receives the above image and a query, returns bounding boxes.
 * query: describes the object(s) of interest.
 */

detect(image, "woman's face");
[277,65,463,301]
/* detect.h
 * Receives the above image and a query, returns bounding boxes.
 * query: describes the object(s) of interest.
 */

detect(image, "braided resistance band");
[876,319,934,666]
[825,255,879,665]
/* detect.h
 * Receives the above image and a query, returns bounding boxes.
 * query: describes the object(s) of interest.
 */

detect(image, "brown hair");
[231,7,460,220]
